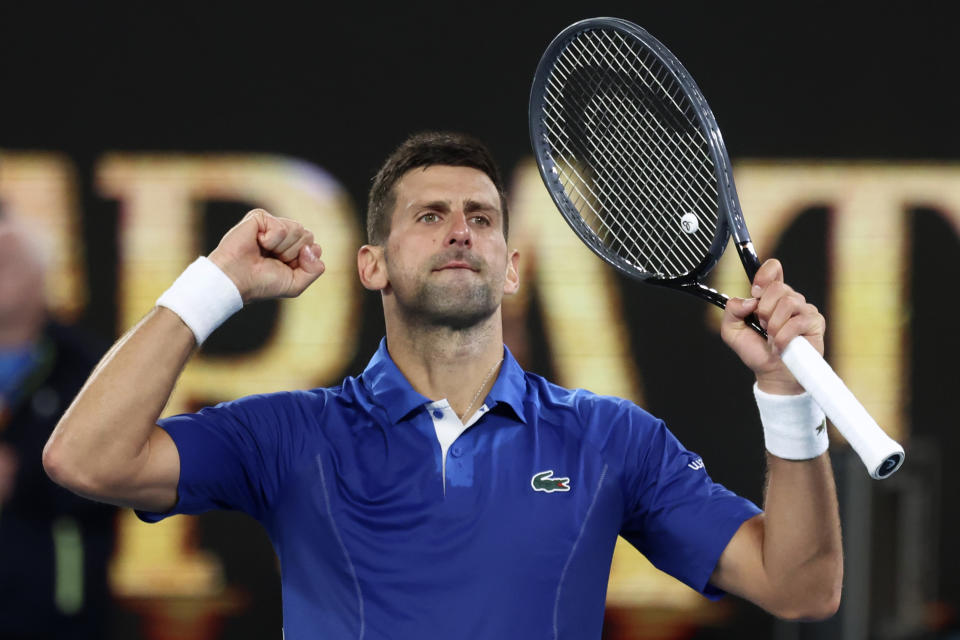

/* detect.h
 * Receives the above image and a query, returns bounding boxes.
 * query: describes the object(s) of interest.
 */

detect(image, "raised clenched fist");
[208,209,326,303]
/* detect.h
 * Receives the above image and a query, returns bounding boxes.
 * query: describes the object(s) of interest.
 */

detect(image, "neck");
[384,309,505,419]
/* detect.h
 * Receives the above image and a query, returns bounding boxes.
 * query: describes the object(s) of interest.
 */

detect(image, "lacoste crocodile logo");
[531,470,571,493]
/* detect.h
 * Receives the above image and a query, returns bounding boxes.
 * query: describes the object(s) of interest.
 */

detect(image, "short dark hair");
[366,131,509,245]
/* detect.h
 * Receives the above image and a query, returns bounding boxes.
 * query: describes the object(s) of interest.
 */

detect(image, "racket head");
[529,17,752,285]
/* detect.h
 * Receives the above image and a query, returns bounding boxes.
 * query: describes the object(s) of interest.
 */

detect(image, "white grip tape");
[753,384,828,460]
[156,257,243,345]
[779,336,905,479]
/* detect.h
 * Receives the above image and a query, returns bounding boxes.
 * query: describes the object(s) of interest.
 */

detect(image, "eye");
[470,215,491,226]
[418,212,440,223]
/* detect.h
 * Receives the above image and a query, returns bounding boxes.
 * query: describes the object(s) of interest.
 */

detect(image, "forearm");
[760,452,843,618]
[718,262,843,618]
[750,383,843,619]
[43,307,195,496]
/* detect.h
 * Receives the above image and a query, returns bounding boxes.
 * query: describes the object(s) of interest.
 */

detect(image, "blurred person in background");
[0,216,116,640]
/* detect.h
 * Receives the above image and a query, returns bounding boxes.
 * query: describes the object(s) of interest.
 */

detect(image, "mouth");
[434,261,478,272]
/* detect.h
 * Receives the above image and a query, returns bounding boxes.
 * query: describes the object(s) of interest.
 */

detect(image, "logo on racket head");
[680,213,699,234]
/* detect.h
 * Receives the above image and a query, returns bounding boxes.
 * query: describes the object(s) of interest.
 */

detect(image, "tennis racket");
[528,17,904,479]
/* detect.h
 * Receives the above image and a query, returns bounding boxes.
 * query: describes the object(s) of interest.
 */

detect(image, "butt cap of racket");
[780,337,905,479]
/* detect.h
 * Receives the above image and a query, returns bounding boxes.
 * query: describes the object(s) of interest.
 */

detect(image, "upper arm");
[132,392,313,522]
[62,425,182,513]
[611,407,762,598]
[709,513,775,609]
[122,426,181,513]
[45,423,182,514]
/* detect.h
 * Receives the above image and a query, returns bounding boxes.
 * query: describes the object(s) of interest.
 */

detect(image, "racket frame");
[529,17,763,328]
[528,17,905,479]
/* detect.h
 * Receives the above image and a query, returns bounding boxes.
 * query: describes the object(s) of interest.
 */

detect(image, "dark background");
[2,2,957,638]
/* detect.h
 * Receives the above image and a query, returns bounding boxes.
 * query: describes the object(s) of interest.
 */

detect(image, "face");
[361,165,518,330]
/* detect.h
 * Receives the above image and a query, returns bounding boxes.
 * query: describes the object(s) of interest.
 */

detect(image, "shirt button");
[432,409,444,419]
[451,445,463,457]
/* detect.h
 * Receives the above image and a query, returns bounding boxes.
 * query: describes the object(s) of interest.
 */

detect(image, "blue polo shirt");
[140,340,760,639]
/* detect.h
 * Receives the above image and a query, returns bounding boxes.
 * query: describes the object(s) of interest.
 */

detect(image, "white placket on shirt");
[426,400,490,494]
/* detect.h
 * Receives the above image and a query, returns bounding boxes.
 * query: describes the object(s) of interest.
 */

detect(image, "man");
[0,218,115,639]
[44,132,842,639]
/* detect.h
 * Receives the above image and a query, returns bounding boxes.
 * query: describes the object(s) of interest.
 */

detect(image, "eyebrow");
[413,199,500,214]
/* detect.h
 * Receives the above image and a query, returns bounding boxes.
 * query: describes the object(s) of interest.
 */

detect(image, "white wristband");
[156,257,243,345]
[753,383,828,460]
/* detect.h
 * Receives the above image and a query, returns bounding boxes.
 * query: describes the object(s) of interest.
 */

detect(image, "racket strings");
[541,107,679,271]
[601,33,719,188]
[584,112,690,270]
[546,60,700,255]
[585,31,720,207]
[539,95,647,252]
[537,27,723,278]
[576,77,710,267]
[557,33,718,268]
[548,51,713,235]
[583,33,712,176]
[537,105,624,230]
[541,76,698,275]
[548,40,710,193]
[542,93,708,277]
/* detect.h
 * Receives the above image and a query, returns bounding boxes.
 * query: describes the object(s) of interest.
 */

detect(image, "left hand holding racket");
[723,259,825,395]
[528,17,904,479]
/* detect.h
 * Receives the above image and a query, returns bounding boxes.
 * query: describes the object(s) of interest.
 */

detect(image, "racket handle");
[779,336,905,479]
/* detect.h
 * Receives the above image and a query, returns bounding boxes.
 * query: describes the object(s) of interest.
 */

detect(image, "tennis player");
[44,132,842,638]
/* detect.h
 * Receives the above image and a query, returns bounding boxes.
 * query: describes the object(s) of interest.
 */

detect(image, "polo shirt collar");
[485,345,527,423]
[361,338,527,425]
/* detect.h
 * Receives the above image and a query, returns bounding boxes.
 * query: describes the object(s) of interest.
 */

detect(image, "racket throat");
[673,281,729,311]
[667,280,767,338]
[737,240,761,283]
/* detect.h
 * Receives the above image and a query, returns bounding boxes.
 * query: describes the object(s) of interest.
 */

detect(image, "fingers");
[751,258,784,291]
[774,311,825,353]
[753,280,825,354]
[724,259,826,392]
[210,209,326,302]
[256,213,315,264]
[256,213,326,296]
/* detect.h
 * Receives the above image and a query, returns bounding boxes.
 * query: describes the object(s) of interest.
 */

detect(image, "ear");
[503,248,520,296]
[357,244,388,291]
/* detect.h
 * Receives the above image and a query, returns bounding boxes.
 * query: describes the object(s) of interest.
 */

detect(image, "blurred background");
[1,2,957,639]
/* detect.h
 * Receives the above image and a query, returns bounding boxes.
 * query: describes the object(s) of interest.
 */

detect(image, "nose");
[446,212,472,247]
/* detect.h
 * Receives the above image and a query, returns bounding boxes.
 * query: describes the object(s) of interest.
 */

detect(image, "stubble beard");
[390,249,501,331]
[410,278,497,330]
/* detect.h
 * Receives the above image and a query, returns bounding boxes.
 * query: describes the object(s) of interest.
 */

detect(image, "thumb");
[288,244,326,294]
[725,296,758,321]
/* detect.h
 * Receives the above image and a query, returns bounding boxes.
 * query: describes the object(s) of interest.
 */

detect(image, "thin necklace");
[459,358,503,422]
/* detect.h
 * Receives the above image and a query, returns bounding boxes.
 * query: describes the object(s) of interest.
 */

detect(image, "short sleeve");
[136,391,319,524]
[618,412,761,599]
